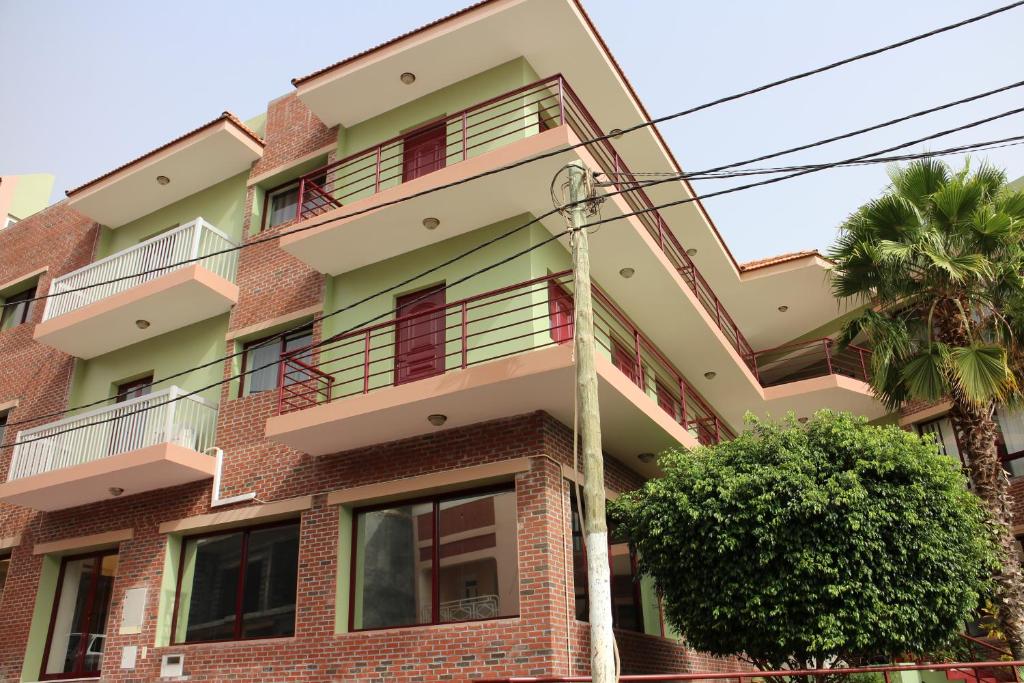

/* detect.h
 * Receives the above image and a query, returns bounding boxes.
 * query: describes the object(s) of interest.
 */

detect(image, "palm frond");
[947,344,1017,405]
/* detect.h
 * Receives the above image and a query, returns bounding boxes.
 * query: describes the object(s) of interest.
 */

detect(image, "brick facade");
[0,77,737,682]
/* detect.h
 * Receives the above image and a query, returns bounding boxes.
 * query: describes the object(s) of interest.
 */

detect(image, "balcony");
[0,387,218,511]
[279,75,757,378]
[35,218,240,358]
[753,338,881,420]
[264,271,732,473]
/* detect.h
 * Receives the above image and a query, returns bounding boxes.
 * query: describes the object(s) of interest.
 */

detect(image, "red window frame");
[168,519,300,645]
[239,326,313,397]
[1,286,36,328]
[114,375,153,403]
[570,496,645,633]
[348,483,519,632]
[611,339,642,387]
[260,174,328,231]
[39,549,119,681]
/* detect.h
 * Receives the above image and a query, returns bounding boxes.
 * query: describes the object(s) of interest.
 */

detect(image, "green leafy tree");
[610,411,997,673]
[829,160,1024,655]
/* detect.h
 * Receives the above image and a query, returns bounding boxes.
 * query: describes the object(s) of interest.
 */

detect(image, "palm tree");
[829,159,1024,657]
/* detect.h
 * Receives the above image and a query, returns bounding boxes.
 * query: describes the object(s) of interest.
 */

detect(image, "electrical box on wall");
[160,654,184,678]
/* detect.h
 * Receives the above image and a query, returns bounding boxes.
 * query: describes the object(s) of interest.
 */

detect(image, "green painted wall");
[20,555,61,682]
[154,535,183,647]
[330,59,542,205]
[94,171,248,259]
[244,112,267,140]
[336,506,353,634]
[321,215,569,395]
[8,173,54,220]
[68,314,229,409]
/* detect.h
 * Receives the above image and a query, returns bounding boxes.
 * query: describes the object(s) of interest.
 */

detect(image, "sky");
[0,0,1020,263]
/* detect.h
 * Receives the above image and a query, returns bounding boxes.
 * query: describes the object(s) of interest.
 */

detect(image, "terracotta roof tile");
[739,250,828,272]
[66,112,264,197]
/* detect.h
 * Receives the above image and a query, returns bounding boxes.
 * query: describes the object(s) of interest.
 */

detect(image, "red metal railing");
[290,75,757,374]
[480,660,1023,683]
[753,337,872,388]
[277,271,734,445]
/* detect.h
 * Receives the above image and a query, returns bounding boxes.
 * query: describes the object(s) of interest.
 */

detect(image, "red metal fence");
[290,75,756,374]
[479,660,1022,683]
[753,337,872,388]
[277,271,734,444]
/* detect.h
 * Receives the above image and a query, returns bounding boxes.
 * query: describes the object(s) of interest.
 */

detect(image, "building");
[0,174,53,230]
[0,1,1001,681]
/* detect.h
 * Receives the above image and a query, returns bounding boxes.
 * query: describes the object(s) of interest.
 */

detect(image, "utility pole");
[563,160,616,683]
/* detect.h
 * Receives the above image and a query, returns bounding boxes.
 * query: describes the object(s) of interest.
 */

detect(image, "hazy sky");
[0,1,1020,263]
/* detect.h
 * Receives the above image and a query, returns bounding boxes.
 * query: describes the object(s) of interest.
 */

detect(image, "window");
[918,417,964,466]
[351,487,519,630]
[997,407,1024,476]
[170,521,300,644]
[1,285,36,330]
[571,496,644,632]
[0,410,8,447]
[548,281,574,344]
[41,551,119,680]
[0,552,9,597]
[240,326,313,396]
[262,175,328,230]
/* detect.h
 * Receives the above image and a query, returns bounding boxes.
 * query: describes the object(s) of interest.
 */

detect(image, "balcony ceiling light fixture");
[108,487,124,497]
[703,371,717,380]
[135,319,151,330]
[400,72,417,85]
[778,305,789,313]
[427,413,447,427]
[618,267,635,279]
[422,217,440,230]
[637,452,656,464]
[686,248,697,256]
[609,128,624,139]
[798,417,809,424]
[156,175,170,185]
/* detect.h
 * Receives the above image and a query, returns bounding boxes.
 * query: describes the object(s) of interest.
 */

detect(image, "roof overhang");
[292,0,854,350]
[66,115,263,228]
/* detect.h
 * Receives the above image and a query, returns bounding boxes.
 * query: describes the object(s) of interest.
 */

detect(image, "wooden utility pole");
[565,160,616,683]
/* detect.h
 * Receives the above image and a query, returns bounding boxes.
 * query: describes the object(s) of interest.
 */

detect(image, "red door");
[612,341,641,387]
[548,281,574,344]
[655,382,681,423]
[403,124,447,181]
[110,376,153,456]
[395,286,447,385]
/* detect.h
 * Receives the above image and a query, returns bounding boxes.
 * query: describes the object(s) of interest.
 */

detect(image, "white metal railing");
[420,595,500,623]
[42,218,239,321]
[7,387,218,481]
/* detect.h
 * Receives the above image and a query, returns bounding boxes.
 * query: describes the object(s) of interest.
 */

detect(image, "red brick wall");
[250,93,337,180]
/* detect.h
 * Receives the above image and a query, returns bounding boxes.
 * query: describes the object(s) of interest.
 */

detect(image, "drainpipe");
[205,447,256,507]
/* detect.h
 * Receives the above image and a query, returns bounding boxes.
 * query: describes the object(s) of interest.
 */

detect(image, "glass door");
[41,551,119,680]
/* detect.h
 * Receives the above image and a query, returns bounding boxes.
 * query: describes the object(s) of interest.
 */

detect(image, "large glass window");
[918,417,964,465]
[170,521,299,644]
[571,496,644,632]
[41,551,119,680]
[240,326,313,396]
[351,487,519,630]
[1,285,36,330]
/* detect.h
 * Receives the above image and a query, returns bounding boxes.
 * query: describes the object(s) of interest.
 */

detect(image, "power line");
[8,118,1021,448]
[580,107,1024,234]
[7,1,1021,312]
[9,82,1023,429]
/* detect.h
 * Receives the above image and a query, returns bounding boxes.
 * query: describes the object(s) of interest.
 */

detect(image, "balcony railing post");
[277,356,287,414]
[557,76,565,125]
[374,145,382,194]
[363,330,372,394]
[164,387,179,446]
[461,302,469,369]
[715,298,722,327]
[679,378,689,431]
[824,339,834,375]
[657,214,665,250]
[295,181,305,222]
[633,330,643,388]
[461,112,469,162]
[858,347,868,381]
[189,219,204,265]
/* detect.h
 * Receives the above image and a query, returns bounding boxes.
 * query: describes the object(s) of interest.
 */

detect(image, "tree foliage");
[609,411,998,670]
